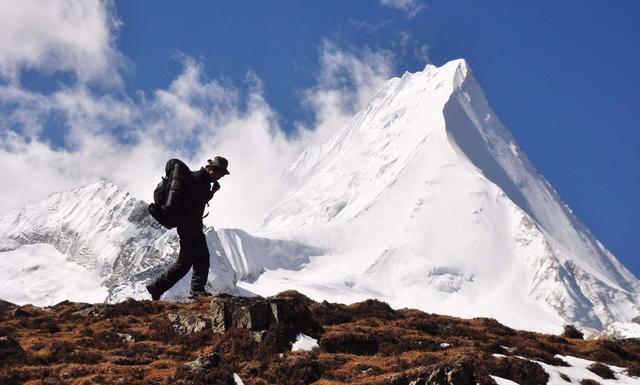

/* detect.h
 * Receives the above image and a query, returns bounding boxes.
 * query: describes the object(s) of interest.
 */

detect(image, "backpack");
[148,159,191,229]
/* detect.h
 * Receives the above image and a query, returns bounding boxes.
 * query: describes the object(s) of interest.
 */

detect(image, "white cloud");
[0,81,136,146]
[414,43,432,64]
[0,3,397,232]
[143,56,239,152]
[296,40,394,145]
[0,129,165,212]
[380,0,425,18]
[0,0,124,85]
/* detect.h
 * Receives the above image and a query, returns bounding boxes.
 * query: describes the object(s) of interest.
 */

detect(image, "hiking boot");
[146,282,162,301]
[189,290,213,300]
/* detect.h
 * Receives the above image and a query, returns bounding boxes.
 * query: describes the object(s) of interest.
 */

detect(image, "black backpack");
[148,159,191,229]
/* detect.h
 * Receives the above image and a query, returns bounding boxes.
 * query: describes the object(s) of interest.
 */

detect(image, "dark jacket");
[178,167,214,229]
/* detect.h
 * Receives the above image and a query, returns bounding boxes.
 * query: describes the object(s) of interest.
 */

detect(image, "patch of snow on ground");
[291,333,319,352]
[493,353,639,384]
[490,376,519,385]
[534,355,639,385]
[0,243,108,306]
[233,373,244,385]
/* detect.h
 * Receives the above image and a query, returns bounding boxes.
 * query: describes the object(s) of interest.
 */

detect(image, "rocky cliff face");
[1,293,639,385]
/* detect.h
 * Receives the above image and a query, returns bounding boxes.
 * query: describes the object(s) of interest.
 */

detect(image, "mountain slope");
[216,228,323,282]
[0,181,237,304]
[252,59,640,337]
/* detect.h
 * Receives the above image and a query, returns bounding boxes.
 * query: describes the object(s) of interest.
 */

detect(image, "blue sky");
[1,1,638,277]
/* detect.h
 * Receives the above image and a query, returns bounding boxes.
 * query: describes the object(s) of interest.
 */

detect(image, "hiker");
[146,156,230,300]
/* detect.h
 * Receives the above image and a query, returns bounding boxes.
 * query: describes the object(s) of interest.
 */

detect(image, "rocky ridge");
[1,292,639,385]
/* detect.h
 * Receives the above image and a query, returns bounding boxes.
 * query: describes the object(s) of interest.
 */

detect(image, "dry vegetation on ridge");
[1,291,639,385]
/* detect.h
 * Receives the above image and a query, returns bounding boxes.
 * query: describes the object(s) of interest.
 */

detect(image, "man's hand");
[212,181,220,193]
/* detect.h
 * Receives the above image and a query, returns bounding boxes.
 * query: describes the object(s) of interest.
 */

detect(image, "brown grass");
[562,324,584,339]
[587,362,616,379]
[1,292,639,384]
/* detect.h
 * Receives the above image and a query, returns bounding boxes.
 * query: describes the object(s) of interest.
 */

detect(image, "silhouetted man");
[146,156,230,300]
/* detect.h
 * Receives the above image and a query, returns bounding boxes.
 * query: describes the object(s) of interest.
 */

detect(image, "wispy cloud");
[380,0,425,18]
[0,2,397,231]
[0,0,125,86]
[296,40,394,145]
[414,43,432,65]
[349,19,392,34]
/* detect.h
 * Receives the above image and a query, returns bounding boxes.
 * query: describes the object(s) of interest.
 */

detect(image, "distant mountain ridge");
[0,181,314,304]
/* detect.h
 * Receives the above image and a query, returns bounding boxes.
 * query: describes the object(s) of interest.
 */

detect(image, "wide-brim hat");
[207,156,230,175]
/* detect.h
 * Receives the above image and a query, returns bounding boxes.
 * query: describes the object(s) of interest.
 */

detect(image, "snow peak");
[148,159,190,229]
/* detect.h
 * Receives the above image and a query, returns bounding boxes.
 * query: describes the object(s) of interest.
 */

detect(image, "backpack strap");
[202,202,210,219]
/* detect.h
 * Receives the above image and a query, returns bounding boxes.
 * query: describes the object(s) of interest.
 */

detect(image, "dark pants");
[151,225,210,294]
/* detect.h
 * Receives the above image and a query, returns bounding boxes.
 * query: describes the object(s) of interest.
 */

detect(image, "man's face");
[207,167,226,182]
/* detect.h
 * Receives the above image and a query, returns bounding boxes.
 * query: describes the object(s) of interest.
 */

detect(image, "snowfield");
[0,243,108,306]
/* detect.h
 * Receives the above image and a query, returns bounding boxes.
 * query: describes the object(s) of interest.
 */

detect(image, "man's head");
[205,156,230,182]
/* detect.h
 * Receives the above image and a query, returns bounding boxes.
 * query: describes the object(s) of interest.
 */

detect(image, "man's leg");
[190,231,210,292]
[148,227,196,297]
[149,248,193,296]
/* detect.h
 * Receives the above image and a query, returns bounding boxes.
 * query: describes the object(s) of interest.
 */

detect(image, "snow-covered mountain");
[250,59,640,337]
[0,180,235,304]
[0,180,321,306]
[1,59,638,338]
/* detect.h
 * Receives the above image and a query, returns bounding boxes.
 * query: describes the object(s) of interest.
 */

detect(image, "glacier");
[1,59,638,338]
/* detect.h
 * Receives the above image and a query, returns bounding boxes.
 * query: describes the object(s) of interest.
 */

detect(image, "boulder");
[208,292,324,353]
[71,304,109,318]
[11,307,30,318]
[184,353,221,373]
[425,368,446,385]
[232,300,270,331]
[168,314,211,334]
[211,297,269,332]
[446,362,475,385]
[269,299,294,323]
[251,330,267,343]
[409,362,476,385]
[210,295,302,333]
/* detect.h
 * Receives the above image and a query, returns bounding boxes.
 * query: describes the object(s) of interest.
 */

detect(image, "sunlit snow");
[291,333,319,352]
[493,354,640,384]
[0,243,108,305]
[233,373,244,385]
